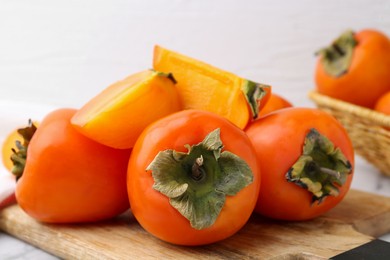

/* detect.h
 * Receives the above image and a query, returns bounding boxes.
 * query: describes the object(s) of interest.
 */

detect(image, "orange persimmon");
[315,29,390,108]
[16,109,131,223]
[374,91,390,115]
[71,70,181,149]
[258,93,293,117]
[153,45,271,129]
[127,110,260,245]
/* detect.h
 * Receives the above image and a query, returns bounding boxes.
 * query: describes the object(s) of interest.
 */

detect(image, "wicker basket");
[309,91,390,177]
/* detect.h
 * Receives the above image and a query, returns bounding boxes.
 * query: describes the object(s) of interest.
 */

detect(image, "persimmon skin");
[258,93,292,117]
[127,110,260,246]
[16,108,131,223]
[374,91,390,115]
[246,108,354,221]
[315,29,390,108]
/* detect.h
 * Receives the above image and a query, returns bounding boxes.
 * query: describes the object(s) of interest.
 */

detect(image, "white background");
[1,0,389,110]
[1,0,390,258]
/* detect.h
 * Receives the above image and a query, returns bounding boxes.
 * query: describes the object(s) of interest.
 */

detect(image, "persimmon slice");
[71,70,181,149]
[153,45,271,129]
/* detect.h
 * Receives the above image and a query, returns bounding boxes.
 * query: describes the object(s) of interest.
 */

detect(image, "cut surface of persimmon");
[71,70,181,149]
[153,45,271,129]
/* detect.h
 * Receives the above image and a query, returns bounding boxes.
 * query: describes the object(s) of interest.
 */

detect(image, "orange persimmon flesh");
[153,45,271,129]
[71,70,181,149]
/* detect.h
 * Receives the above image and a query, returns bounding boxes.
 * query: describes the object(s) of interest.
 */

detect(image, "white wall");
[1,0,389,109]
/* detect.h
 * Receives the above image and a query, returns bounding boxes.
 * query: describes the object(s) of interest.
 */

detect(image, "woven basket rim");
[308,91,390,127]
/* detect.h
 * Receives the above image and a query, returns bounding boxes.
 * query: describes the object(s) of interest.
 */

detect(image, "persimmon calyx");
[242,81,271,119]
[286,128,352,204]
[11,120,37,180]
[316,29,357,77]
[147,128,253,230]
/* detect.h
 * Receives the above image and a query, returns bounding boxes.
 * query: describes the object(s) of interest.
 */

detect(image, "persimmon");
[153,45,271,129]
[71,70,181,149]
[15,109,131,223]
[374,91,390,115]
[315,29,390,108]
[258,93,292,117]
[246,108,354,220]
[127,110,260,245]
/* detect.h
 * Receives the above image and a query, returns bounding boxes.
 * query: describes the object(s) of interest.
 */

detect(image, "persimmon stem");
[307,160,341,179]
[319,167,341,179]
[191,155,205,181]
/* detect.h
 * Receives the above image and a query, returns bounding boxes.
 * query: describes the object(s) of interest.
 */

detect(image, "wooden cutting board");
[1,189,390,259]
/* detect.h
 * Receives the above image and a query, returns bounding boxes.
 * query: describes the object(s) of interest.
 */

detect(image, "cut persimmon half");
[153,45,271,129]
[71,70,181,149]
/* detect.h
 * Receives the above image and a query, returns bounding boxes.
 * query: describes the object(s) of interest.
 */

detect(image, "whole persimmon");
[15,109,131,223]
[127,110,260,245]
[315,29,390,108]
[246,108,354,221]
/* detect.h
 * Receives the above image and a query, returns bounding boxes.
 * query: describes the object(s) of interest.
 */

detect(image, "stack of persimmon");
[315,29,390,114]
[2,45,354,246]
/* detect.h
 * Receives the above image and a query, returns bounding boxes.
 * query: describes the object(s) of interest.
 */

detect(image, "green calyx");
[242,80,270,120]
[316,30,357,77]
[11,120,37,180]
[286,128,352,204]
[147,128,253,230]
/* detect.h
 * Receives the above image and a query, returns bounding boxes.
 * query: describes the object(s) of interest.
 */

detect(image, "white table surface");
[1,0,390,258]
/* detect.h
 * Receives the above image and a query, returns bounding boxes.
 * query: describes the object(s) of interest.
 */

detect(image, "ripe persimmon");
[127,110,260,245]
[16,109,131,223]
[315,29,390,108]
